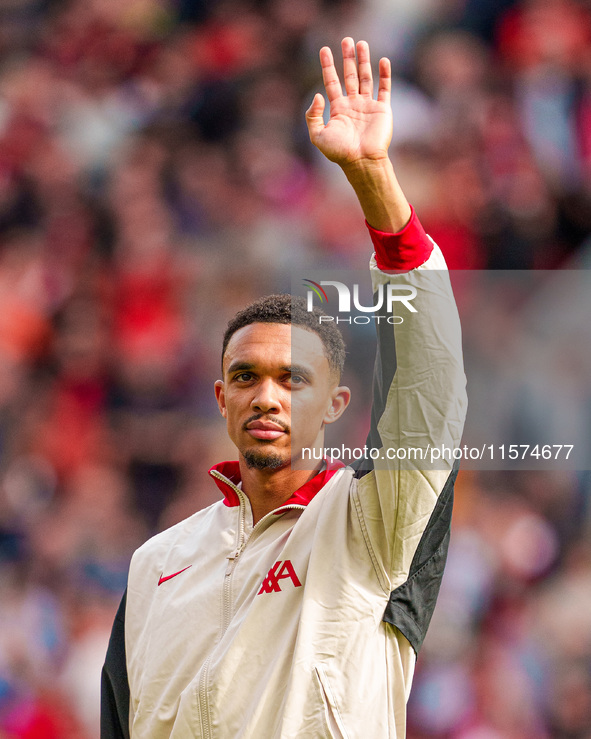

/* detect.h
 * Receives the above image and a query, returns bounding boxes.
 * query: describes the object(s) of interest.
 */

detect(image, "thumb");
[305,93,326,142]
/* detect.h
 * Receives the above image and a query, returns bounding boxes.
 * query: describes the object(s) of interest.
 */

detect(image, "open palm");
[307,38,393,167]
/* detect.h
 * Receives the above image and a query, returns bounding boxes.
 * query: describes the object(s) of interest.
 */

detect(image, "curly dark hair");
[222,294,345,379]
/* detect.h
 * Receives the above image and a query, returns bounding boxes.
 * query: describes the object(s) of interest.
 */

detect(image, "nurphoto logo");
[303,279,418,324]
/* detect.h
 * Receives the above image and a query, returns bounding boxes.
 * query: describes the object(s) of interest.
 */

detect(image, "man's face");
[215,323,349,470]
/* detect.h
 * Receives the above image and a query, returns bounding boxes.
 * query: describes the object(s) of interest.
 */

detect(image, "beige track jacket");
[101,223,467,739]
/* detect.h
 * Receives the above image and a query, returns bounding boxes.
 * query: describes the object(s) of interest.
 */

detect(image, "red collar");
[208,459,344,512]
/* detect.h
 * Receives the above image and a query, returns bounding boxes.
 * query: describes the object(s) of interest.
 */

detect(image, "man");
[101,38,467,738]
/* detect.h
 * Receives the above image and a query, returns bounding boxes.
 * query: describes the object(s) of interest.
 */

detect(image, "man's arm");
[101,590,131,739]
[307,39,468,653]
[306,36,466,473]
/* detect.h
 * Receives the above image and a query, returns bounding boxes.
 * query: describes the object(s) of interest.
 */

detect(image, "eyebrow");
[281,364,313,378]
[226,362,255,374]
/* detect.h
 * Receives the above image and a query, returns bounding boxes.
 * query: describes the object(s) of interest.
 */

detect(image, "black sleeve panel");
[101,590,130,739]
[382,462,458,654]
[353,296,397,479]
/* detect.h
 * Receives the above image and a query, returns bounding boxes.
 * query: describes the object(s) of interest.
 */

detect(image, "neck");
[238,457,323,524]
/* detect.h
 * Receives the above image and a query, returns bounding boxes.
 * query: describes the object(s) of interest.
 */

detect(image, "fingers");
[319,46,343,103]
[377,56,391,104]
[320,39,391,103]
[305,92,326,141]
[341,37,358,97]
[356,40,373,97]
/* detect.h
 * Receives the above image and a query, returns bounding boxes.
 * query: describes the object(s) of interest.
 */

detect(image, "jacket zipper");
[200,473,249,737]
[199,472,306,737]
[198,655,212,739]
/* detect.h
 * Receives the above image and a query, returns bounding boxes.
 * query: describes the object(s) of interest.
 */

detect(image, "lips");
[246,420,287,441]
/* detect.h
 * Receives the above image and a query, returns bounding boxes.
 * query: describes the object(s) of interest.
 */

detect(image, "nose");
[251,377,282,414]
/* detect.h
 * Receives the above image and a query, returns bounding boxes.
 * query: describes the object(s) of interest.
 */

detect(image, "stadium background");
[0,0,590,736]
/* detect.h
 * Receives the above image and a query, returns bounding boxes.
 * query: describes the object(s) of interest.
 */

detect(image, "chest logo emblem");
[158,565,192,586]
[258,560,302,594]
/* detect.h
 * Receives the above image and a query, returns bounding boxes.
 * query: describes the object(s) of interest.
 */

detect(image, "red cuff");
[366,206,433,272]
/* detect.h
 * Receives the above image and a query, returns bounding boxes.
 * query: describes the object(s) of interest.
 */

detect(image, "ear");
[214,379,227,418]
[323,385,351,425]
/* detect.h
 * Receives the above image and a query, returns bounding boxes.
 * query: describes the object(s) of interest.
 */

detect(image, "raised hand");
[306,37,393,168]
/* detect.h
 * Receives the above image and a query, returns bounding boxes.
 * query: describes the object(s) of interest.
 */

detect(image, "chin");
[243,449,288,470]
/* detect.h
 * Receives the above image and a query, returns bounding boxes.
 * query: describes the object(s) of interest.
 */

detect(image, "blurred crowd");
[0,0,590,736]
